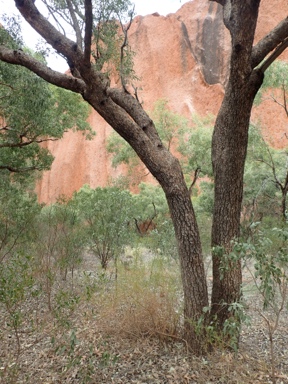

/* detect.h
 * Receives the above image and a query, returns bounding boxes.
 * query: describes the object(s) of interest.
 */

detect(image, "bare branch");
[41,0,67,37]
[83,0,92,67]
[188,167,201,196]
[252,17,288,68]
[258,37,288,72]
[67,0,84,49]
[0,45,86,93]
[270,86,288,118]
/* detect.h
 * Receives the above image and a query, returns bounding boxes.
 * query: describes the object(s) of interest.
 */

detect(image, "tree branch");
[14,0,83,67]
[41,0,67,37]
[258,37,288,72]
[83,0,92,67]
[0,45,86,93]
[188,167,201,196]
[0,165,42,172]
[67,0,83,49]
[271,86,288,118]
[107,87,162,146]
[252,17,288,68]
[0,136,60,149]
[209,0,225,5]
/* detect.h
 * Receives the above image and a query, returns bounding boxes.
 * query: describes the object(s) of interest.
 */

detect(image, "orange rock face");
[36,0,288,203]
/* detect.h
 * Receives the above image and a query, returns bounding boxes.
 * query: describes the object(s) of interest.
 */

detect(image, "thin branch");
[270,85,288,118]
[283,85,288,117]
[144,202,157,233]
[271,89,288,118]
[0,126,13,132]
[0,136,60,149]
[0,81,15,90]
[67,0,83,49]
[188,167,201,196]
[41,0,67,37]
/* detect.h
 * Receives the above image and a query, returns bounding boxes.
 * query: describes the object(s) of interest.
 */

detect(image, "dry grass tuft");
[96,256,183,341]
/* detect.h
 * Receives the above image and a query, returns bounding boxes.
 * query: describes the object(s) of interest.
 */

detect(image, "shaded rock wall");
[36,0,288,203]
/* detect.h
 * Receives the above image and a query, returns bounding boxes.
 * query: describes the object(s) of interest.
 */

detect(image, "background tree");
[244,124,288,224]
[0,0,287,352]
[72,185,135,270]
[0,177,40,264]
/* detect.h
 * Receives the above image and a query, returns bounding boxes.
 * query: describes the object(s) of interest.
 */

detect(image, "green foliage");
[193,181,214,216]
[132,182,169,223]
[0,253,36,310]
[0,177,40,263]
[150,99,188,150]
[196,301,250,353]
[0,59,91,175]
[72,185,135,269]
[238,222,288,309]
[243,124,288,223]
[53,289,80,327]
[35,198,86,288]
[0,252,39,355]
[178,113,214,178]
[38,0,136,84]
[107,131,137,168]
[132,183,177,258]
[255,60,288,105]
[0,15,23,48]
[92,0,136,84]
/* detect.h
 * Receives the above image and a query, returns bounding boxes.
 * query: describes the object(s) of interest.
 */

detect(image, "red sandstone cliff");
[36,0,288,203]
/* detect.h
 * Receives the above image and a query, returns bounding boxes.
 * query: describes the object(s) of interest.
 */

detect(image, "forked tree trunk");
[2,0,287,355]
[210,0,264,330]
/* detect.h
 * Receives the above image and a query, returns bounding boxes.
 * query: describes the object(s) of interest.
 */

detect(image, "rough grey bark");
[210,0,288,331]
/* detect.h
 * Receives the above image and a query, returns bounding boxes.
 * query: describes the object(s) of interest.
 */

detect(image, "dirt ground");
[1,252,288,384]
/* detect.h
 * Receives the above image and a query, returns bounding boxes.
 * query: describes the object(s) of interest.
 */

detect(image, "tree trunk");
[210,0,264,331]
[211,74,263,327]
[164,173,209,353]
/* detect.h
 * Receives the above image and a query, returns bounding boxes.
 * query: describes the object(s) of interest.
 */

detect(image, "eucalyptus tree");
[0,0,287,352]
[210,0,288,329]
[72,185,134,270]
